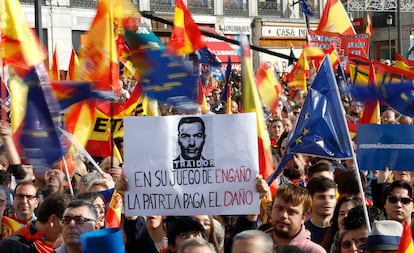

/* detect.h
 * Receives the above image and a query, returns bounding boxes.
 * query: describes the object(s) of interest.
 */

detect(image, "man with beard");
[305,176,337,244]
[54,199,100,253]
[280,154,307,187]
[264,183,325,253]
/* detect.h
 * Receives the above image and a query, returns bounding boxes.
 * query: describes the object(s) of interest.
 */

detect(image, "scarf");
[14,222,54,253]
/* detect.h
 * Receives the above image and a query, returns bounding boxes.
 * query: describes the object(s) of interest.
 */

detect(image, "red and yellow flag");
[255,62,282,114]
[286,49,310,92]
[2,216,21,235]
[240,35,274,184]
[76,0,137,92]
[66,48,80,80]
[0,0,47,76]
[196,81,209,113]
[365,12,374,36]
[359,62,380,124]
[167,0,205,56]
[395,52,414,72]
[397,221,414,253]
[317,0,356,35]
[49,45,60,81]
[105,190,123,228]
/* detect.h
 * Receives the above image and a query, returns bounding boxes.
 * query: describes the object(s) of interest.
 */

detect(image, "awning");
[201,31,241,63]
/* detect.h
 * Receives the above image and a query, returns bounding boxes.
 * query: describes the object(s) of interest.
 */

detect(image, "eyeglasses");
[0,199,5,204]
[61,216,96,225]
[387,195,413,205]
[341,240,356,249]
[14,194,38,201]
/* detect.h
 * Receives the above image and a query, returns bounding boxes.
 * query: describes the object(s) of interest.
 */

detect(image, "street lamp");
[386,14,393,61]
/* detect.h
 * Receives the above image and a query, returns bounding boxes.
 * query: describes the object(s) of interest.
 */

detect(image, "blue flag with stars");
[124,24,199,111]
[267,56,353,185]
[350,80,414,117]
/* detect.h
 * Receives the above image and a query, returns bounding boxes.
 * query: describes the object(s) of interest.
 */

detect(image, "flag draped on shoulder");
[167,0,205,56]
[268,56,353,184]
[317,0,356,35]
[240,35,274,183]
[358,62,380,124]
[255,62,282,114]
[0,0,47,76]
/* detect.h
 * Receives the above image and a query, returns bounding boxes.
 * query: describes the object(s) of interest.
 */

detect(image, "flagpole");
[109,2,114,169]
[61,155,75,197]
[58,127,104,174]
[329,59,372,233]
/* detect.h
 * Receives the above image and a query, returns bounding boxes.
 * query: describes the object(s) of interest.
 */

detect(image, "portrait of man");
[173,116,214,169]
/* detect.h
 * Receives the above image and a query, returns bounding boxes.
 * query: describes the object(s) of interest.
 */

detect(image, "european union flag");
[267,56,353,184]
[336,62,350,96]
[220,56,232,102]
[21,64,66,174]
[288,47,296,67]
[300,0,313,17]
[124,25,199,111]
[198,47,220,66]
[350,80,414,117]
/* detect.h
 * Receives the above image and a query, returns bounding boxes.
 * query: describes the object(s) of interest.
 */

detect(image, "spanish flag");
[255,62,282,114]
[286,49,310,92]
[167,0,205,56]
[317,0,356,35]
[395,52,414,72]
[105,190,123,228]
[365,12,374,36]
[49,45,60,81]
[397,221,414,253]
[240,35,274,187]
[0,0,47,76]
[2,216,22,235]
[359,62,380,124]
[66,48,80,81]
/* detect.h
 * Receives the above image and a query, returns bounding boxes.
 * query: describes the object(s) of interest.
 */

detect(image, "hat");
[359,220,403,251]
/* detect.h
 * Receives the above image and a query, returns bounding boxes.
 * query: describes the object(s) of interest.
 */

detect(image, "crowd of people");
[0,67,413,253]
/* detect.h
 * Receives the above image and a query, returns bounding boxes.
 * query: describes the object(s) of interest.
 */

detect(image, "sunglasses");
[387,195,413,205]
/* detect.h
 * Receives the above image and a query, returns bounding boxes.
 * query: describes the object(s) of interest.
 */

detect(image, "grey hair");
[233,230,273,253]
[178,238,216,253]
[79,171,102,185]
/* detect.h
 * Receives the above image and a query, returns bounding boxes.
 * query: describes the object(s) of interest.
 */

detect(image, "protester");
[231,230,273,253]
[321,196,362,252]
[178,238,216,253]
[335,205,386,253]
[77,192,106,229]
[359,220,403,252]
[264,183,325,253]
[54,199,101,253]
[305,176,337,244]
[383,181,414,225]
[10,181,39,226]
[0,192,72,253]
[165,217,206,253]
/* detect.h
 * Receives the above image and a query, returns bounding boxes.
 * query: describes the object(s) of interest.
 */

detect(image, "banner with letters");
[357,124,414,170]
[308,30,369,72]
[124,113,260,216]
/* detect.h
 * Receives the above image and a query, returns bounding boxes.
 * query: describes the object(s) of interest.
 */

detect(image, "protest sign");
[357,124,414,170]
[124,113,260,216]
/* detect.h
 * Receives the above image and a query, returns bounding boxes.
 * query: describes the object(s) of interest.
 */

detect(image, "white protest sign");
[124,113,260,216]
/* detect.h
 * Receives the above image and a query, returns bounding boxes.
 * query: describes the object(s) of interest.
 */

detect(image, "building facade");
[19,0,414,71]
